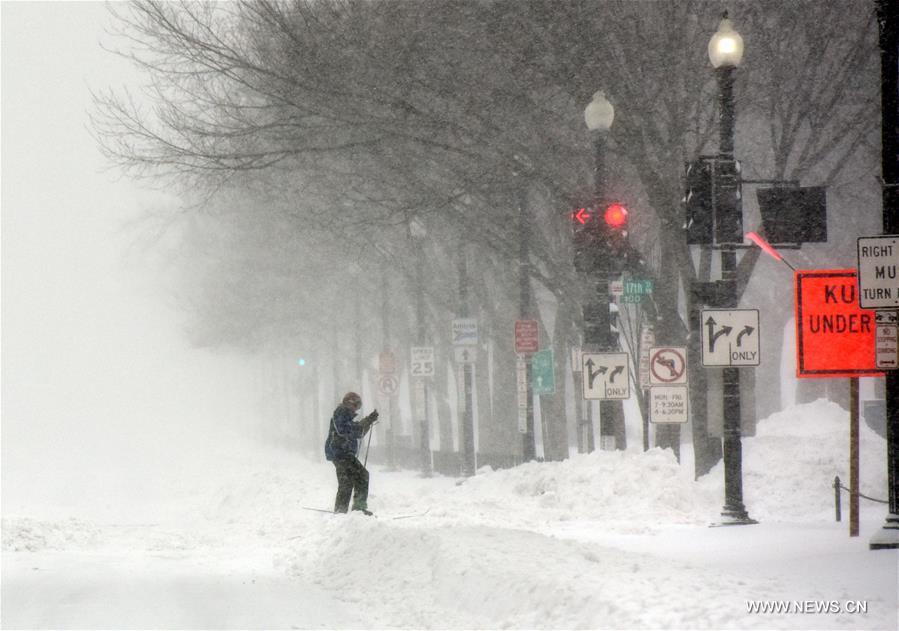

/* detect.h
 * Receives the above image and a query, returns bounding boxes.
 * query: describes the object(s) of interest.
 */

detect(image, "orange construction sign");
[794,269,884,378]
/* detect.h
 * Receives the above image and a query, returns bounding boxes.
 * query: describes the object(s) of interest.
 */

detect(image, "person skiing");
[324,391,379,514]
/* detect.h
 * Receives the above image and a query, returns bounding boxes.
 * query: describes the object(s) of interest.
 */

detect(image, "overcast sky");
[1,2,257,511]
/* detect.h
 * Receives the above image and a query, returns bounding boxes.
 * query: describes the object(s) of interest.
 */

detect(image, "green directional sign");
[531,349,555,395]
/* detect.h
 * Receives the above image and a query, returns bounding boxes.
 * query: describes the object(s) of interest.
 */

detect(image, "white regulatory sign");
[410,346,435,377]
[650,386,689,424]
[875,311,898,370]
[582,352,630,400]
[700,309,760,367]
[378,374,399,396]
[857,235,899,309]
[648,347,688,385]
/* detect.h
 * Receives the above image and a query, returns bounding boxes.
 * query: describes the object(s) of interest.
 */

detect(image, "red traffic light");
[603,203,628,229]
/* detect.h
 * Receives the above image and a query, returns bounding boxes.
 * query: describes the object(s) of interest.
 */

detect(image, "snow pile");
[432,448,718,531]
[2,517,99,552]
[701,399,888,522]
[279,512,783,630]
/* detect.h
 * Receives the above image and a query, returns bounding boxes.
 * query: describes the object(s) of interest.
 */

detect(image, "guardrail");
[833,475,888,522]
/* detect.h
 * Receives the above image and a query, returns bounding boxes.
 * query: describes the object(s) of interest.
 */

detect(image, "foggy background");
[2,2,259,519]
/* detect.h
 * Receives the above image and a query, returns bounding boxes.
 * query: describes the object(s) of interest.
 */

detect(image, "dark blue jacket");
[324,404,366,461]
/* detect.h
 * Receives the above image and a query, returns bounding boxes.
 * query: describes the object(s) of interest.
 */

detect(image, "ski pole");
[363,422,376,468]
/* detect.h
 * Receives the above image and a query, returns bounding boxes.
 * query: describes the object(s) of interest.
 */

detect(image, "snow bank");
[700,399,888,522]
[2,517,99,552]
[431,447,718,531]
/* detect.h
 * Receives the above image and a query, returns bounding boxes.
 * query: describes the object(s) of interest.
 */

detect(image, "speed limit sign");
[410,347,435,378]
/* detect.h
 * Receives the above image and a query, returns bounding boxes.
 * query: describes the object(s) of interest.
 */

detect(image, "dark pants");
[333,455,369,513]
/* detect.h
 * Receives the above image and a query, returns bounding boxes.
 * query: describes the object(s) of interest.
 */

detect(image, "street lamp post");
[709,13,756,526]
[584,91,622,451]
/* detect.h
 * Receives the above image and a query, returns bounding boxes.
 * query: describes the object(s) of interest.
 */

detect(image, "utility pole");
[872,0,899,550]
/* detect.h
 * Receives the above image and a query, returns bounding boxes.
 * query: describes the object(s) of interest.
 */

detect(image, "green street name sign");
[624,279,653,295]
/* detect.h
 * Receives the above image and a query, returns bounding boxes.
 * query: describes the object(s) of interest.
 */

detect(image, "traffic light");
[571,206,598,273]
[571,203,630,272]
[684,159,713,244]
[714,158,743,244]
[601,202,629,256]
[684,158,744,245]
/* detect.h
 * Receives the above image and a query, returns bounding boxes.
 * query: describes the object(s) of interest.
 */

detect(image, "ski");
[390,508,431,520]
[299,506,430,520]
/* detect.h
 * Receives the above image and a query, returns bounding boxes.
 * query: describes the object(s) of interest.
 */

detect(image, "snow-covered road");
[2,401,896,629]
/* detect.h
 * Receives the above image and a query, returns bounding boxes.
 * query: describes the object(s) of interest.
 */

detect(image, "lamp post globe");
[708,14,744,68]
[584,90,615,132]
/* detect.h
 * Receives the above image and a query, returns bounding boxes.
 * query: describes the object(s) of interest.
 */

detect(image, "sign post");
[452,318,477,476]
[795,269,885,537]
[516,355,528,434]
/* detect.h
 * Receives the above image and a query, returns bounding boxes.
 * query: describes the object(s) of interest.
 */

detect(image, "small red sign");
[514,320,539,354]
[379,351,396,374]
[794,270,884,378]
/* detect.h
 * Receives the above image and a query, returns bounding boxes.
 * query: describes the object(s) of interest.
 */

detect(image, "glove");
[361,410,379,431]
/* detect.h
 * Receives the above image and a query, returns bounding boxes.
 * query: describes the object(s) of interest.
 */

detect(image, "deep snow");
[2,399,896,629]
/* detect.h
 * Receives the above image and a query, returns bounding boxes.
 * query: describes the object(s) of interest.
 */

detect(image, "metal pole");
[850,377,860,537]
[414,234,432,477]
[312,362,320,461]
[872,0,899,550]
[519,187,537,462]
[458,246,476,476]
[382,272,396,470]
[587,130,620,451]
[716,64,755,526]
[834,476,842,522]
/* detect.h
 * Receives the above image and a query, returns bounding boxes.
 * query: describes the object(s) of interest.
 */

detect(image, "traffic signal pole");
[871,0,899,550]
[587,129,624,451]
[715,63,755,526]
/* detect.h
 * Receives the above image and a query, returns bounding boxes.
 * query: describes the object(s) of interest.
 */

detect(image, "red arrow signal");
[573,208,591,225]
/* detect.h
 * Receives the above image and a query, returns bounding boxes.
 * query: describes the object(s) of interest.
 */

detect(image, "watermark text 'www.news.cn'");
[747,600,869,615]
